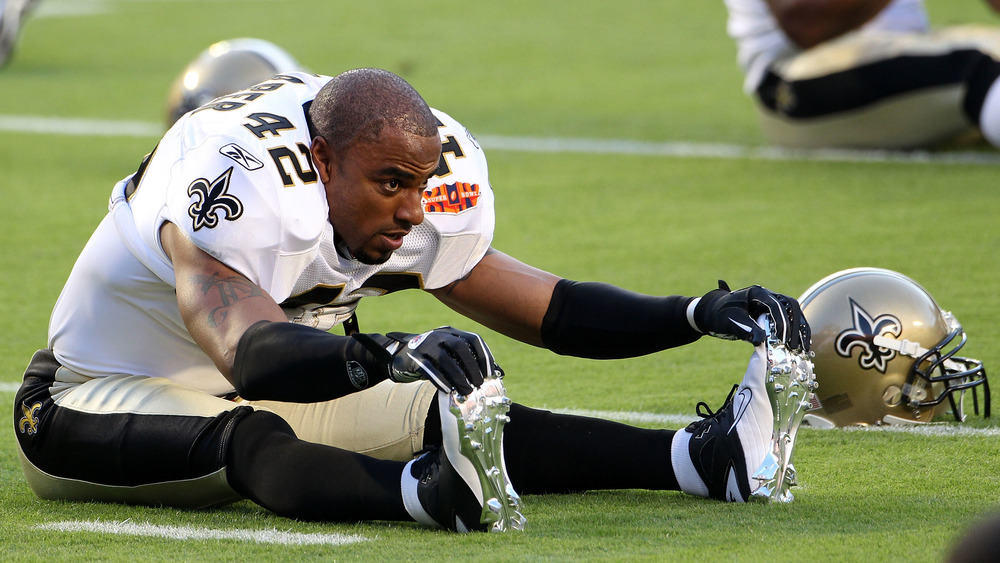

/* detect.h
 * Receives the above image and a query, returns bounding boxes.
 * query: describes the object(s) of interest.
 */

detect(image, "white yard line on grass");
[0,115,164,138]
[549,407,1000,437]
[34,0,288,18]
[552,408,694,427]
[3,114,1000,165]
[35,520,368,546]
[477,135,1000,165]
[4,382,998,436]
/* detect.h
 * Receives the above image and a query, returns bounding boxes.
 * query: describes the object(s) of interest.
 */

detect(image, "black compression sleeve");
[539,279,701,359]
[231,321,391,402]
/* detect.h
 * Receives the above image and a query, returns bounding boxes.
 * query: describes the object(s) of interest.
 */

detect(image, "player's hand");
[693,280,810,352]
[354,327,501,395]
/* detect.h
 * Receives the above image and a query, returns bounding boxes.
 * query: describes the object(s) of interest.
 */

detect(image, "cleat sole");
[750,339,816,503]
[448,377,526,532]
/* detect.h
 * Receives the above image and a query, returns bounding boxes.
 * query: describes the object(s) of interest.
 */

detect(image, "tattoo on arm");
[192,273,263,326]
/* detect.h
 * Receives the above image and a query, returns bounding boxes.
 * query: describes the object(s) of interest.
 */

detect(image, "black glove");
[693,280,811,352]
[353,326,501,395]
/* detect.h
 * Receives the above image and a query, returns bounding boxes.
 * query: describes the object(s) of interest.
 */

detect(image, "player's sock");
[227,409,410,522]
[670,429,710,497]
[499,403,678,493]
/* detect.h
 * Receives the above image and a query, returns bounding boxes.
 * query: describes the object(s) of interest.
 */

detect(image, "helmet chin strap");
[872,335,965,372]
[872,334,924,357]
[875,335,972,422]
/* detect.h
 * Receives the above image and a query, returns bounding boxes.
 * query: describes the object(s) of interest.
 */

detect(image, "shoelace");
[685,384,739,432]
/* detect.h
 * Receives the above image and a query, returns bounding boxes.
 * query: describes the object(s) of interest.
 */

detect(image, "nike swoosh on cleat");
[725,464,744,502]
[731,319,755,334]
[728,388,752,435]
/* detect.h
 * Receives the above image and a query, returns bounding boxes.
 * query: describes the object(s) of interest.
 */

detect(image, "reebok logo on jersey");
[187,167,244,231]
[423,182,480,214]
[220,143,264,171]
[728,388,752,435]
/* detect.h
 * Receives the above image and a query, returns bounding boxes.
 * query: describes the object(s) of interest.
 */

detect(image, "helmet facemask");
[882,314,990,422]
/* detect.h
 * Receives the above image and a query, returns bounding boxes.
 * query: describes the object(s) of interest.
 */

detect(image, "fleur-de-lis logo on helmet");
[188,167,244,231]
[835,298,902,373]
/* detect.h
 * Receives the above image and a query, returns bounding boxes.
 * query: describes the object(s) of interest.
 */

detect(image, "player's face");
[314,126,441,265]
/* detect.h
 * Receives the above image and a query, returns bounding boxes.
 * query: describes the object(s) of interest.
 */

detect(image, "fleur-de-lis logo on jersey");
[188,167,244,231]
[835,298,902,373]
[18,401,42,435]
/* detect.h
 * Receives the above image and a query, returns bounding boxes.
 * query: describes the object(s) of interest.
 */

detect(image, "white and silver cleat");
[446,376,526,532]
[750,320,817,503]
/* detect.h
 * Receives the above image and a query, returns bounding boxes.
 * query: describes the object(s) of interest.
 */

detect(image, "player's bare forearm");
[430,248,560,347]
[161,221,287,379]
[192,273,265,327]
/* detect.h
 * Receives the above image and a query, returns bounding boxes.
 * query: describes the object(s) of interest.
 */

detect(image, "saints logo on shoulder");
[187,167,244,231]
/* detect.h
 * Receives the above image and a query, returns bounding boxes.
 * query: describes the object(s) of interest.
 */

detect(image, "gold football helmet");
[165,38,304,126]
[799,267,989,426]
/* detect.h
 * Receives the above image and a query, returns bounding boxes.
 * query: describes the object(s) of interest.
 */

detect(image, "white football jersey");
[48,72,495,395]
[725,0,929,92]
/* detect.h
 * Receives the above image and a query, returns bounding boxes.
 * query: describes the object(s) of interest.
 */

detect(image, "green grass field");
[3,0,1000,560]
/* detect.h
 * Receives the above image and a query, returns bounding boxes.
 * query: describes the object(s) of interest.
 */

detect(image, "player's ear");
[310,136,332,183]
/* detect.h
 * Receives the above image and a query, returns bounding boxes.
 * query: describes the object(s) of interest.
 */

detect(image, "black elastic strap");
[231,321,390,402]
[539,279,699,359]
[342,313,361,336]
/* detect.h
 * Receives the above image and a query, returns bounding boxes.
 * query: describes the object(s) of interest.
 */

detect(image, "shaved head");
[309,68,438,156]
